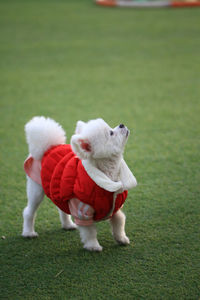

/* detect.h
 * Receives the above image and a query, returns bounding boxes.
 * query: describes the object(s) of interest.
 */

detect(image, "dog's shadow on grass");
[5,227,135,261]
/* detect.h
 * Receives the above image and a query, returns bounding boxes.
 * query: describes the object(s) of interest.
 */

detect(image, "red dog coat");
[25,144,128,222]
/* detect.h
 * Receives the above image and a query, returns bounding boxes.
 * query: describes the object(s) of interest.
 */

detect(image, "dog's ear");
[70,134,91,159]
[75,121,86,134]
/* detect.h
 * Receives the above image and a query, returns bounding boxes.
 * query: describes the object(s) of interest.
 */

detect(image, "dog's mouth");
[126,129,129,137]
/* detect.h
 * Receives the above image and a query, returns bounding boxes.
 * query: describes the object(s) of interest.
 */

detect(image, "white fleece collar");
[82,158,137,193]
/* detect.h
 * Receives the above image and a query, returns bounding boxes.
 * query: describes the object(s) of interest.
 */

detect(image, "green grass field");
[0,0,200,299]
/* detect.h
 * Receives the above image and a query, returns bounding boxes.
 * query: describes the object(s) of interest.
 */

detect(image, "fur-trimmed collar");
[82,158,137,193]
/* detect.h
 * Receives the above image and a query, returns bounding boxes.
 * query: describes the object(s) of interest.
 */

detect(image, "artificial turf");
[0,0,200,299]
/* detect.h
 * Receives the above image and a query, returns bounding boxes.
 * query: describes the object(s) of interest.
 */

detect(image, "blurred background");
[0,0,199,299]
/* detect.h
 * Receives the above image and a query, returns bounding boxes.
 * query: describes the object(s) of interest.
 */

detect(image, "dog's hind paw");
[83,241,103,252]
[22,231,38,238]
[62,223,77,230]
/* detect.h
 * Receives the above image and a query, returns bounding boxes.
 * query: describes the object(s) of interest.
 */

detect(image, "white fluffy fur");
[22,116,137,252]
[25,116,66,160]
[71,118,128,161]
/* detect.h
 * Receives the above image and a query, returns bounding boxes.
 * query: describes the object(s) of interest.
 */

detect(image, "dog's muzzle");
[119,124,129,137]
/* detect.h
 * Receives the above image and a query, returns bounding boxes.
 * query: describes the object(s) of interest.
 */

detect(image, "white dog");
[22,116,137,251]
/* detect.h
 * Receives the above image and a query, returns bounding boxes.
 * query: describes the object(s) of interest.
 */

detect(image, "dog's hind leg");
[78,224,103,252]
[58,209,77,230]
[22,177,44,237]
[110,209,130,245]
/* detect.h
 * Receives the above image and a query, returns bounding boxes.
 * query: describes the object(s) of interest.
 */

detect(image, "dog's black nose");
[119,124,125,128]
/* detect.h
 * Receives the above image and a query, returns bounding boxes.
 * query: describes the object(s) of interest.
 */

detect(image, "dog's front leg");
[78,224,103,252]
[110,209,130,245]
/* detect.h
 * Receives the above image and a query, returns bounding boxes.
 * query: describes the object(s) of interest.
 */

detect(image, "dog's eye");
[110,130,114,136]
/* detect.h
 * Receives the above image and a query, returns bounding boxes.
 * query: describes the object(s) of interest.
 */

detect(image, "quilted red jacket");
[41,144,128,221]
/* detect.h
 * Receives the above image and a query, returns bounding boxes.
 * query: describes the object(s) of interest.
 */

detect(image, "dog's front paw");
[116,235,130,245]
[83,241,103,252]
[22,231,38,238]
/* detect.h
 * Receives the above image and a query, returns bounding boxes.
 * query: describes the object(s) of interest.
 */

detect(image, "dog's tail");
[25,116,66,160]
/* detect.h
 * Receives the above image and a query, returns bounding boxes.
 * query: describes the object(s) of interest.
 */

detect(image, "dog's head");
[71,118,130,160]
